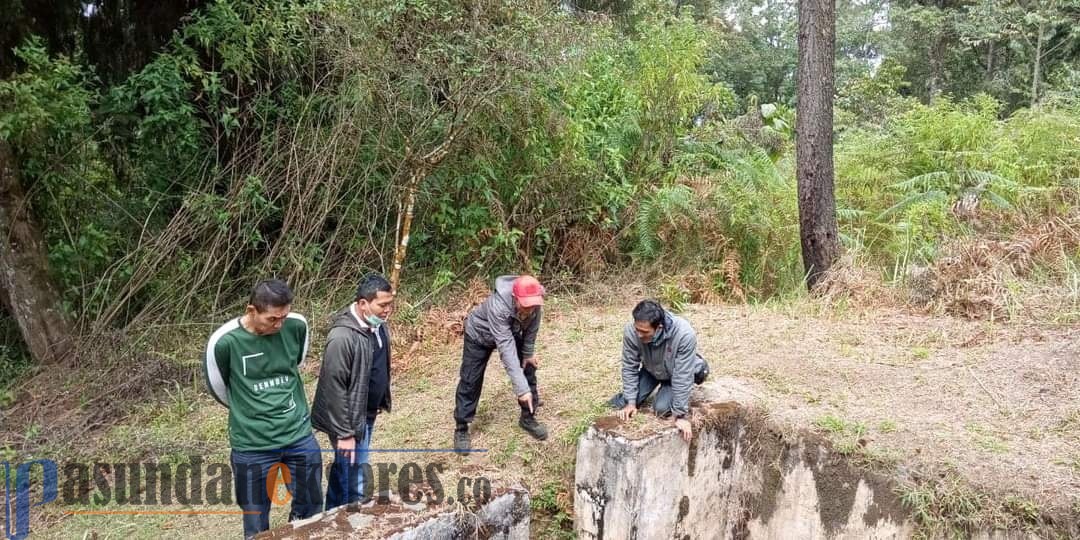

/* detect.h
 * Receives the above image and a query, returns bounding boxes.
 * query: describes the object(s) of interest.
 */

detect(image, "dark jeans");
[610,369,674,415]
[230,432,323,539]
[610,360,710,417]
[454,336,539,430]
[325,417,375,511]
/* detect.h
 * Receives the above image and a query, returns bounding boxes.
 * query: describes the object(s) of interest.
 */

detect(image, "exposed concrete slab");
[257,488,529,539]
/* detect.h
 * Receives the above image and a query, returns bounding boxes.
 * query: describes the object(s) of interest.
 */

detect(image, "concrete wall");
[578,380,915,540]
[575,401,914,539]
[574,379,1051,540]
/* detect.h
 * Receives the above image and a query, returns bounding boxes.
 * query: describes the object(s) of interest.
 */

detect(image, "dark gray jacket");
[311,305,392,440]
[621,311,704,417]
[463,275,540,397]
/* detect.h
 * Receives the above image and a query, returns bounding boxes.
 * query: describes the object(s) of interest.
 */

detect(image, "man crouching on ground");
[609,299,710,442]
[453,275,548,454]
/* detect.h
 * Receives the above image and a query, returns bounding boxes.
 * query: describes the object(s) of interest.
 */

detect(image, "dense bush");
[836,96,1080,272]
[1,0,1078,364]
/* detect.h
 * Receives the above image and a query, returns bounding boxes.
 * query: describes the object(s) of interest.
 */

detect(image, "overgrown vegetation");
[2,0,1078,370]
[1,0,1079,534]
[896,470,1053,539]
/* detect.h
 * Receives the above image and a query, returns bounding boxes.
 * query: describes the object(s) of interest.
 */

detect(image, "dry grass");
[814,253,902,308]
[705,300,1079,525]
[920,214,1080,321]
[0,330,194,462]
[339,294,1080,532]
[18,287,1080,538]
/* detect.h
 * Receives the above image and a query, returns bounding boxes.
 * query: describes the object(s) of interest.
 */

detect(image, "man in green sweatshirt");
[204,279,322,539]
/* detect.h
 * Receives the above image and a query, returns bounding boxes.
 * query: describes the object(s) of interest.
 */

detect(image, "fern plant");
[880,168,1027,220]
[634,184,696,259]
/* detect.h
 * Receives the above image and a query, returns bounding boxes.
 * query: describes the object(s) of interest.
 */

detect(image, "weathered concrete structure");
[257,489,530,540]
[574,378,1058,539]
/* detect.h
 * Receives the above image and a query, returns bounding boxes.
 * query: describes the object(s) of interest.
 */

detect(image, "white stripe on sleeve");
[205,318,240,407]
[287,312,310,367]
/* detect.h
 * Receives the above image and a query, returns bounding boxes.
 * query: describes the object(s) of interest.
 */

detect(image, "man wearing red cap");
[453,275,548,454]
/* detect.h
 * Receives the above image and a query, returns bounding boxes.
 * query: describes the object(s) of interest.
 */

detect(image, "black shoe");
[454,428,470,456]
[519,414,549,441]
[694,360,710,385]
[608,393,627,409]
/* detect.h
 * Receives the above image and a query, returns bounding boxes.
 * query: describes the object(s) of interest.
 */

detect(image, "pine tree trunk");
[1031,20,1044,105]
[796,0,841,290]
[927,34,946,103]
[0,140,74,364]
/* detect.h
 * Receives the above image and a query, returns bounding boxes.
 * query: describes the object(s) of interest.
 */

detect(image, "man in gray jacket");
[453,275,547,454]
[609,299,709,442]
[311,274,394,510]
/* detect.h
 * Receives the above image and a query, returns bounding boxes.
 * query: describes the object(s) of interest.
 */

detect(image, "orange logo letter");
[266,463,293,506]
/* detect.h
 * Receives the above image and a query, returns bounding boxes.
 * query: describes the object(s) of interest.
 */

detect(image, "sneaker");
[453,429,470,456]
[607,393,627,409]
[519,414,549,441]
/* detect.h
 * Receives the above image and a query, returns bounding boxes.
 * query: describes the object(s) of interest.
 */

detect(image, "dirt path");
[34,298,1080,538]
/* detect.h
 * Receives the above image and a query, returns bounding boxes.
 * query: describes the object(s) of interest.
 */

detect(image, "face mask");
[649,326,664,344]
[365,314,385,328]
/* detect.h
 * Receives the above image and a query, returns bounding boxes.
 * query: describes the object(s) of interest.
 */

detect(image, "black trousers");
[454,336,539,430]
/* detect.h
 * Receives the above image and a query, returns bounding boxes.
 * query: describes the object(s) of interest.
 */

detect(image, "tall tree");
[709,0,800,105]
[0,0,206,364]
[796,0,841,289]
[0,141,73,363]
[710,0,888,107]
[0,1,81,365]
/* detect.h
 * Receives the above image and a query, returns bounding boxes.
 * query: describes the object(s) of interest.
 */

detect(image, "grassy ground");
[10,290,1080,538]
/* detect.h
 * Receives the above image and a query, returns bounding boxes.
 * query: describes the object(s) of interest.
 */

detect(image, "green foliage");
[531,482,562,512]
[0,38,93,146]
[836,60,913,128]
[759,102,795,143]
[409,9,736,275]
[0,338,32,397]
[659,277,691,312]
[635,185,695,258]
[898,473,988,539]
[814,414,869,455]
[0,39,128,311]
[632,135,802,298]
[837,96,1080,269]
[532,481,575,539]
[632,14,734,158]
[1,0,1079,355]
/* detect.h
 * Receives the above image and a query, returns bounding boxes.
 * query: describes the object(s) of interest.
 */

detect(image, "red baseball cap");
[512,275,545,307]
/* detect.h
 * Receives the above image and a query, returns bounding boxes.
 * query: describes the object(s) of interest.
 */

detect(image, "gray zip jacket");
[621,312,704,417]
[464,275,541,397]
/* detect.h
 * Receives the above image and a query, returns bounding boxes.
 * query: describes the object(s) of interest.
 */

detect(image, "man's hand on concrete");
[674,417,692,442]
[618,403,637,421]
[518,392,534,414]
[336,436,356,464]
